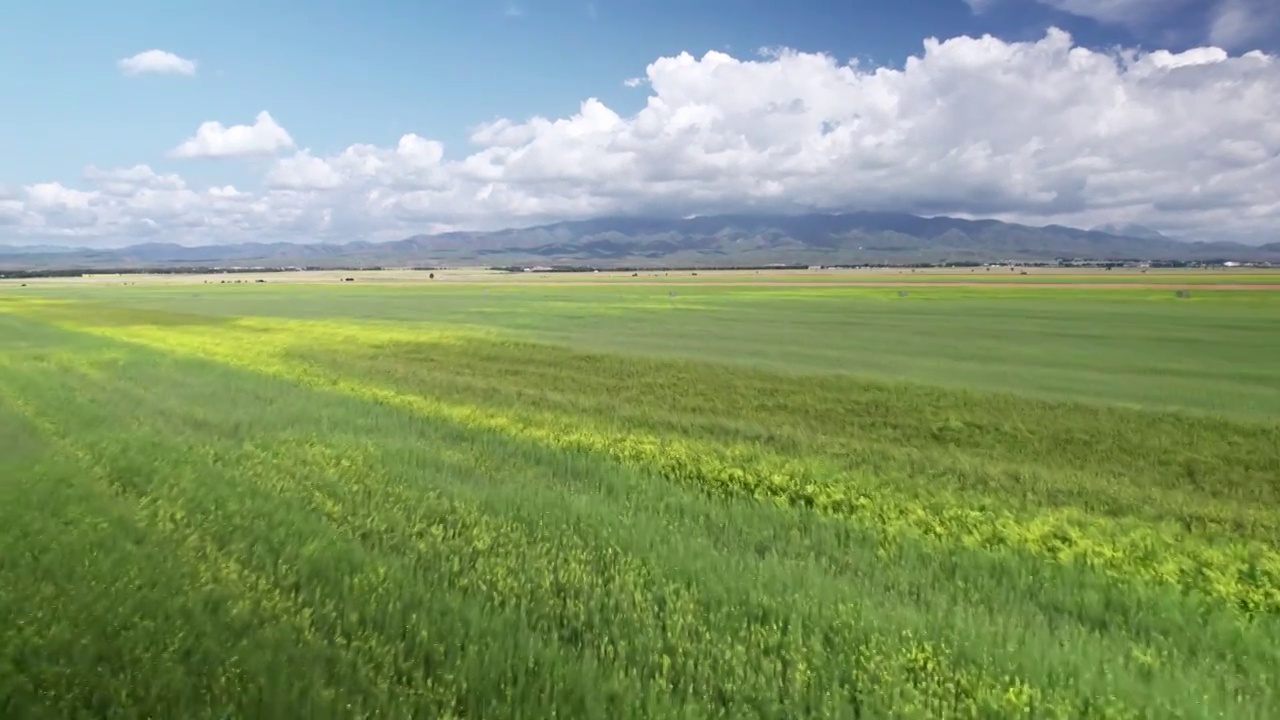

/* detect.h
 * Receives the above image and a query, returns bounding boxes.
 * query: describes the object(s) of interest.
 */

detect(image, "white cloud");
[8,29,1280,247]
[170,111,296,159]
[118,49,197,77]
[266,151,346,190]
[12,172,270,240]
[84,165,187,196]
[22,183,101,230]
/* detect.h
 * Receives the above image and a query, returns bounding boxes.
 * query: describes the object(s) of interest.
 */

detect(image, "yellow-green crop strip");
[45,315,1280,617]
[1,283,1278,718]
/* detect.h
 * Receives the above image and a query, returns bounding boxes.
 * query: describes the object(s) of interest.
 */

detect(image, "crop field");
[1,273,1278,718]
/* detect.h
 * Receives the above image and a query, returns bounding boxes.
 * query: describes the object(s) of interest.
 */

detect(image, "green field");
[1,281,1278,718]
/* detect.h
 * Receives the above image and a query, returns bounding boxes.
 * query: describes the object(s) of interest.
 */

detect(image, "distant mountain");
[3,212,1277,271]
[1091,223,1172,241]
[0,244,88,255]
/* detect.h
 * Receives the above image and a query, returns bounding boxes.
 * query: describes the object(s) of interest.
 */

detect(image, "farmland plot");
[1,282,1278,719]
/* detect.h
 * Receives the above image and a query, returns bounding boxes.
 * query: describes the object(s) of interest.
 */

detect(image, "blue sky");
[0,0,1225,182]
[2,0,1278,246]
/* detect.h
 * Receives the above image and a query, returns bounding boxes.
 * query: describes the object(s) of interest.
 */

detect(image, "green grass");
[1,283,1278,718]
[20,283,1279,417]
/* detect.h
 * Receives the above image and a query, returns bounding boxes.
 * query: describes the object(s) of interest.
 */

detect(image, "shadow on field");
[3,299,234,329]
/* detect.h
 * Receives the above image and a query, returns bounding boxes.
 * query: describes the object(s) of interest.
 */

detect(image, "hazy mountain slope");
[1091,223,1172,241]
[3,212,1276,271]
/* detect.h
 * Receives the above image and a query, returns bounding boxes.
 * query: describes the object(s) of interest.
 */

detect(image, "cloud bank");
[10,29,1280,247]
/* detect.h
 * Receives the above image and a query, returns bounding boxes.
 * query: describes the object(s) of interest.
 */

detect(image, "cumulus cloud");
[8,29,1280,247]
[118,49,197,76]
[22,183,102,231]
[170,111,295,159]
[10,168,279,241]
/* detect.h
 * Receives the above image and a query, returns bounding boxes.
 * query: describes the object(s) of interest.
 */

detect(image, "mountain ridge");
[1090,223,1172,241]
[2,212,1277,271]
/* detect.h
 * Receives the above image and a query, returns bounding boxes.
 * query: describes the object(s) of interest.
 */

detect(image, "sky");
[1,0,1278,248]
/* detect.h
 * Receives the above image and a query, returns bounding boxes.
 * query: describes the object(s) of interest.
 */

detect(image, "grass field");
[2,272,1278,718]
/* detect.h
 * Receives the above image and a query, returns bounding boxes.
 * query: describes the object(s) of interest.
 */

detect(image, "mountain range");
[2,212,1277,271]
